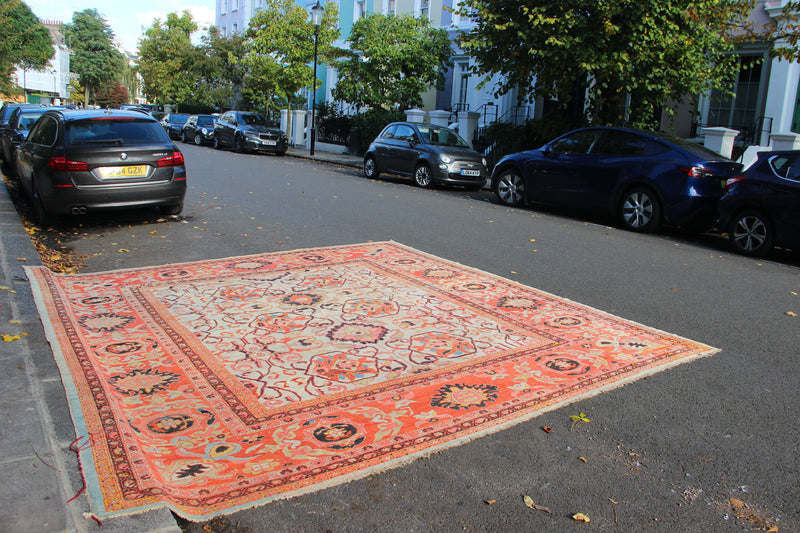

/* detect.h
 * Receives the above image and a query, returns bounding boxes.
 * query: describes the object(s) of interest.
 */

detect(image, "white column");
[763,57,800,134]
[280,109,289,134]
[429,110,449,127]
[405,109,426,123]
[291,109,305,147]
[703,127,739,159]
[770,132,800,150]
[457,111,480,149]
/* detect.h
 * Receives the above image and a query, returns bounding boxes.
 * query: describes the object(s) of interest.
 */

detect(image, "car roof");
[45,109,159,123]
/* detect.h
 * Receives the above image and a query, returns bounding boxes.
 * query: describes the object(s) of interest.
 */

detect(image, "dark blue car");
[491,127,743,232]
[717,150,800,257]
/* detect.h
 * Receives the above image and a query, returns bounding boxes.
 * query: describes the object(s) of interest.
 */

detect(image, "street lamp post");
[309,1,324,156]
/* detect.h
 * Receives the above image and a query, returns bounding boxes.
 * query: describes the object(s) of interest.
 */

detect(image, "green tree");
[195,27,246,110]
[0,0,54,95]
[454,0,756,127]
[137,10,199,109]
[65,9,125,106]
[333,14,452,111]
[95,82,129,108]
[243,0,339,115]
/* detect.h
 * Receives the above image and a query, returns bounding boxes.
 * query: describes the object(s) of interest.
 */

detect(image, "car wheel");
[364,156,379,179]
[728,210,773,257]
[160,203,183,216]
[181,131,187,143]
[32,180,54,227]
[495,169,525,206]
[194,134,203,145]
[618,187,661,232]
[414,163,433,188]
[235,135,246,153]
[213,136,221,150]
[1,160,15,178]
[276,150,286,156]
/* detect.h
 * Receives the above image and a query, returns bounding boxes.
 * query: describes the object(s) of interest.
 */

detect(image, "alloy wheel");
[414,164,432,188]
[496,171,524,206]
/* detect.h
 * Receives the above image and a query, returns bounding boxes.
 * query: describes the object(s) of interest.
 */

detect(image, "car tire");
[235,135,246,153]
[494,169,525,206]
[181,131,187,143]
[618,187,661,232]
[364,156,379,179]
[32,180,54,227]
[213,136,221,150]
[160,203,183,216]
[276,150,286,156]
[1,160,15,178]
[194,134,203,146]
[728,210,773,257]
[414,163,433,188]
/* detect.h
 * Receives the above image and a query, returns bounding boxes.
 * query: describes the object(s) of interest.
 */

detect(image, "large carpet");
[27,242,717,519]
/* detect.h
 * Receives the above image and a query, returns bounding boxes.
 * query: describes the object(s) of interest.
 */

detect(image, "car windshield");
[197,116,216,126]
[240,114,268,126]
[67,118,169,146]
[416,126,468,148]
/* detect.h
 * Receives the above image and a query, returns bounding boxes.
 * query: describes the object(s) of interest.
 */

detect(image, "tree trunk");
[85,85,90,108]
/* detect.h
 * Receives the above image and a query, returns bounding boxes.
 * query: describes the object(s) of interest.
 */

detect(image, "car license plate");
[261,139,277,146]
[461,169,481,176]
[99,165,147,178]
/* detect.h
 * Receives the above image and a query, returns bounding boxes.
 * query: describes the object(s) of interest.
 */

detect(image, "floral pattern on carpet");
[26,242,718,519]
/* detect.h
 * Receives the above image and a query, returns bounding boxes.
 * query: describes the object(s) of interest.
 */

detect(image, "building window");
[232,0,239,11]
[707,55,765,139]
[418,0,429,18]
[385,0,395,15]
[221,25,227,37]
[355,0,366,20]
[221,0,227,14]
[232,22,238,34]
[457,62,469,107]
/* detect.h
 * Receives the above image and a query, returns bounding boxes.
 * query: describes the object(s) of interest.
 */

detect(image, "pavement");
[0,145,362,533]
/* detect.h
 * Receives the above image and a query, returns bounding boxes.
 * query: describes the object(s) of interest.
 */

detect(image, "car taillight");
[48,156,89,171]
[157,151,184,167]
[724,176,747,188]
[679,166,714,178]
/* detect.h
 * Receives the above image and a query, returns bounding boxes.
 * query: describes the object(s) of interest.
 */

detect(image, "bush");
[350,108,405,156]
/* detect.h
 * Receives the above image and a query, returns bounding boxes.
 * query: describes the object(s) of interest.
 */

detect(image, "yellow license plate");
[99,165,147,178]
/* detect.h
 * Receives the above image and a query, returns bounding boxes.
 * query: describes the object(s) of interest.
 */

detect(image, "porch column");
[405,109,426,123]
[429,110,449,127]
[291,109,305,148]
[770,132,800,151]
[703,127,739,159]
[457,111,480,149]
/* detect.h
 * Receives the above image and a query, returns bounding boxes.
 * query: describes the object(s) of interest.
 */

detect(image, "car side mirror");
[542,145,555,158]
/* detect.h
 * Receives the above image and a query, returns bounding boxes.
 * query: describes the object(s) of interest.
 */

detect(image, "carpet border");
[24,241,720,520]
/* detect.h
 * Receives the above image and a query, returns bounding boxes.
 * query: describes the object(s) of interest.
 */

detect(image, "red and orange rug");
[27,242,717,519]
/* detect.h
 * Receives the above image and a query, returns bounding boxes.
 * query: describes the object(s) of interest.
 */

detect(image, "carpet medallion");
[26,242,718,519]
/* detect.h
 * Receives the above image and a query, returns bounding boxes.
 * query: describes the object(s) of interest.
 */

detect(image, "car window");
[240,114,266,126]
[550,131,600,155]
[380,125,397,139]
[197,116,216,126]
[18,113,43,131]
[417,125,468,147]
[27,116,59,146]
[594,130,664,156]
[770,155,800,181]
[393,124,417,143]
[67,118,169,146]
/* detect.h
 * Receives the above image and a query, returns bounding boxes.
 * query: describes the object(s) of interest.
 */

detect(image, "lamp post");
[309,1,324,156]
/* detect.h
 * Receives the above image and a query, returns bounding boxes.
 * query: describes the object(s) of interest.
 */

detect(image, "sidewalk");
[0,147,362,533]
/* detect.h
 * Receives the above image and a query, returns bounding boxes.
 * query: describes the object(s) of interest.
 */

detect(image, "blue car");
[491,127,743,232]
[717,150,800,257]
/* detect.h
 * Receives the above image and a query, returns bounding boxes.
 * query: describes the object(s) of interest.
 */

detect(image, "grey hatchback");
[15,109,186,225]
[363,122,488,189]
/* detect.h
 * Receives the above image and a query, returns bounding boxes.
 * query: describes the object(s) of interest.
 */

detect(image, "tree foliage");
[333,14,452,111]
[735,1,800,61]
[454,0,756,127]
[137,10,199,108]
[95,82,129,108]
[65,9,125,105]
[195,26,246,110]
[243,0,340,114]
[0,0,54,94]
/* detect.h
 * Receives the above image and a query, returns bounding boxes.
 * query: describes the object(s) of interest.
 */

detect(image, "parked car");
[0,103,46,170]
[490,127,744,232]
[213,110,288,155]
[160,113,190,140]
[181,114,217,145]
[363,122,488,189]
[716,150,800,257]
[0,106,49,175]
[15,109,186,225]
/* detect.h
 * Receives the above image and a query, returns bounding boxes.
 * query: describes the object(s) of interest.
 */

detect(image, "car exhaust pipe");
[71,206,87,215]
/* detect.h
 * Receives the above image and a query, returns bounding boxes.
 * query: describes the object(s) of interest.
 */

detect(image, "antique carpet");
[27,241,718,520]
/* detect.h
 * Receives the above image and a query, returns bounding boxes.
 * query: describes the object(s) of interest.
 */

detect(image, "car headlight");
[482,158,487,167]
[244,132,259,140]
[201,128,208,134]
[440,154,452,164]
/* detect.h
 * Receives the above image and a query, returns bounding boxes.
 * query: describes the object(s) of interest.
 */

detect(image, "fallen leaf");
[570,412,591,423]
[529,238,536,242]
[16,258,26,261]
[523,495,552,514]
[579,457,587,463]
[786,311,797,317]
[542,426,552,433]
[572,512,591,523]
[2,334,21,342]
[484,499,496,505]
[118,249,130,253]
[9,320,21,324]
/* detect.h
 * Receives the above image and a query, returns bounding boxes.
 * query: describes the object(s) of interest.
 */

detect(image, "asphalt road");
[34,144,800,531]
